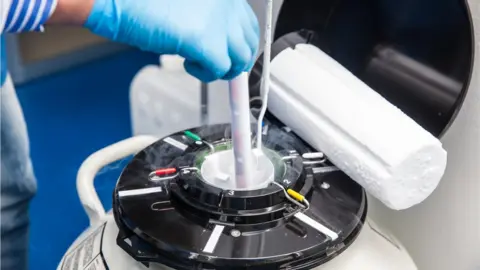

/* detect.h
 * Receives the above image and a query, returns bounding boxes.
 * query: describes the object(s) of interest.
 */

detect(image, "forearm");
[0,0,93,33]
[46,0,94,26]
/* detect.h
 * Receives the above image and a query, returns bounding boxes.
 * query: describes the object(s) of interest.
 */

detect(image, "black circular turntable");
[112,124,366,270]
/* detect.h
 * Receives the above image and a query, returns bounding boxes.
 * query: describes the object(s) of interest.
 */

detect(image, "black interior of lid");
[272,0,474,137]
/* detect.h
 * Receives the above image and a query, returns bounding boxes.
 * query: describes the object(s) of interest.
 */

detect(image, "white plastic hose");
[76,135,158,226]
[256,0,274,150]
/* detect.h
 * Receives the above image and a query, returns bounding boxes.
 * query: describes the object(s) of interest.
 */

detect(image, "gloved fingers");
[242,0,261,38]
[239,1,260,71]
[241,3,260,67]
[243,28,259,71]
[184,60,219,83]
[223,23,254,80]
[181,38,232,82]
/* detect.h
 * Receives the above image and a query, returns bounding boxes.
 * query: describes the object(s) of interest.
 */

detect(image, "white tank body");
[57,211,416,270]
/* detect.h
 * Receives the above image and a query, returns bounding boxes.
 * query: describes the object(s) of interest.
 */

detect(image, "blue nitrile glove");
[85,0,260,82]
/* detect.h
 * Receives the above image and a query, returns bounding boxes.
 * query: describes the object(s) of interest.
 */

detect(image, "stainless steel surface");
[201,82,208,125]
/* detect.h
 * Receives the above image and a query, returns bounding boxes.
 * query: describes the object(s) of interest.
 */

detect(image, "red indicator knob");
[154,168,177,176]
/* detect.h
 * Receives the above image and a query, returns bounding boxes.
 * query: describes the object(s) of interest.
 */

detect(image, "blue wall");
[15,50,158,270]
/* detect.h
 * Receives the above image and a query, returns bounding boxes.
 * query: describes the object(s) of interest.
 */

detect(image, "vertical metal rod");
[201,82,209,125]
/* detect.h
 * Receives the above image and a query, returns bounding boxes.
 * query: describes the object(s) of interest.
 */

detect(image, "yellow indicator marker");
[287,189,304,202]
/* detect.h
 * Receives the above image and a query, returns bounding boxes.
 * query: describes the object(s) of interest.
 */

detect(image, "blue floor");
[15,49,159,270]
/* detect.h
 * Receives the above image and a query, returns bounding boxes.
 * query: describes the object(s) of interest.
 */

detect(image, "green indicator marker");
[184,131,201,142]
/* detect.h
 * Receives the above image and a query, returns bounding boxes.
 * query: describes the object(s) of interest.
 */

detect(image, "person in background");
[0,0,260,269]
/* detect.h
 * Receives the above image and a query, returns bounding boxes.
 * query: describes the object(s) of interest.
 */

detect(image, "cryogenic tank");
[65,0,476,269]
[57,126,417,270]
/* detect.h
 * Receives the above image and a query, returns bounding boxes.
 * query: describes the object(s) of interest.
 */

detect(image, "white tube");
[229,72,254,189]
[256,0,274,150]
[76,135,159,226]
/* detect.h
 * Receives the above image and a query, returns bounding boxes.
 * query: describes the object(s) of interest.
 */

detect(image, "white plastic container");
[130,55,231,138]
[130,55,200,138]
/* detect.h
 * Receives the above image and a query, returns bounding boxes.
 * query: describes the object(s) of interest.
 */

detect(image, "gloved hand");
[85,0,260,82]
